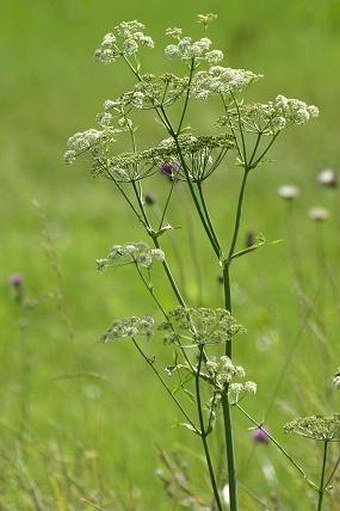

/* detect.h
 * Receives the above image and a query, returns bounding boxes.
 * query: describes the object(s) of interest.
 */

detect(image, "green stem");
[153,236,187,307]
[196,181,222,257]
[195,346,224,511]
[317,441,329,511]
[130,177,187,307]
[133,263,195,373]
[251,132,279,168]
[132,338,198,433]
[324,454,340,489]
[236,404,318,491]
[158,179,176,232]
[173,137,221,258]
[176,59,195,135]
[227,168,249,262]
[221,393,238,511]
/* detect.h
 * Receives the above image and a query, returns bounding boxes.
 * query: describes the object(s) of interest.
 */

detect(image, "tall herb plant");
[64,14,338,510]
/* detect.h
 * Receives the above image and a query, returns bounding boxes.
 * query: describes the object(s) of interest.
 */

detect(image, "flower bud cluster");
[191,66,262,100]
[97,242,164,271]
[95,20,154,64]
[101,315,154,342]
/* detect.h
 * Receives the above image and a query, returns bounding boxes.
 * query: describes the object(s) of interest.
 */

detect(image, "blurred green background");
[1,0,340,509]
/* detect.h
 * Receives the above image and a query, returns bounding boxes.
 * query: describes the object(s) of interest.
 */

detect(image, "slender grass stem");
[317,441,329,511]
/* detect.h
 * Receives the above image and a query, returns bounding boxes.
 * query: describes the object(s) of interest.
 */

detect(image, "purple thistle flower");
[9,273,23,287]
[159,160,181,179]
[160,162,174,176]
[8,273,24,303]
[251,426,269,444]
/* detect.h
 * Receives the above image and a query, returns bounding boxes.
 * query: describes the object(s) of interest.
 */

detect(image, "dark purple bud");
[160,161,174,176]
[245,231,256,248]
[144,192,156,206]
[159,160,181,180]
[9,273,23,287]
[251,427,269,444]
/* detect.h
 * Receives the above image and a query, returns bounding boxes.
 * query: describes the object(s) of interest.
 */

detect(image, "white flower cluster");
[206,356,257,404]
[274,94,319,124]
[97,242,165,271]
[191,66,262,100]
[64,128,106,164]
[165,36,223,63]
[101,315,154,342]
[95,20,154,64]
[220,94,319,135]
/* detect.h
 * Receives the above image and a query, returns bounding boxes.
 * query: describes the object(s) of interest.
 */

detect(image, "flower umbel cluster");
[164,30,223,64]
[284,414,340,442]
[159,307,246,346]
[97,242,164,271]
[205,356,257,404]
[219,94,319,136]
[101,315,154,342]
[95,20,154,63]
[191,66,262,100]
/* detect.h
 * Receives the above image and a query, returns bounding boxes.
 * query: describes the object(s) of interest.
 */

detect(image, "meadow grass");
[1,1,340,509]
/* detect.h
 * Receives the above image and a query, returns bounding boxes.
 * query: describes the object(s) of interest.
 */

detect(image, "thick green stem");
[221,394,238,511]
[195,346,224,511]
[196,181,222,257]
[227,168,249,262]
[317,441,329,511]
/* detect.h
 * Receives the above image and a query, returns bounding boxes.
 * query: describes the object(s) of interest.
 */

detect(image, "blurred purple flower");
[8,273,24,303]
[9,273,23,287]
[251,426,269,444]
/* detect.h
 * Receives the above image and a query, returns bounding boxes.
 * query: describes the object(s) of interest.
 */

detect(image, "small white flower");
[164,44,181,59]
[308,207,330,222]
[278,185,300,200]
[244,381,257,394]
[165,27,183,38]
[308,105,320,118]
[317,169,337,187]
[222,484,230,505]
[64,150,76,164]
[103,99,117,111]
[123,38,139,55]
[205,49,224,64]
[102,32,116,46]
